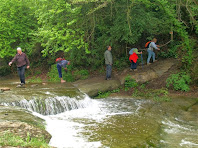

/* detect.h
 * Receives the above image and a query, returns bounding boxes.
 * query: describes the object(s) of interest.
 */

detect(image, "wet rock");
[0,87,11,91]
[74,77,121,97]
[118,58,177,85]
[31,84,39,87]
[0,106,51,143]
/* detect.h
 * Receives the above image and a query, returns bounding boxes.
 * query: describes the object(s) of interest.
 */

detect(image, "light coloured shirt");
[148,42,158,51]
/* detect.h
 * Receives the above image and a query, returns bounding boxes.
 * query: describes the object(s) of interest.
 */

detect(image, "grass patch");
[95,88,121,99]
[27,76,42,83]
[0,132,49,147]
[132,87,171,102]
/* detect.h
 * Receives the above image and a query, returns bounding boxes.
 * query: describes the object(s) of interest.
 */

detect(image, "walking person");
[56,58,70,83]
[129,48,142,71]
[147,38,160,65]
[9,47,30,87]
[104,46,113,80]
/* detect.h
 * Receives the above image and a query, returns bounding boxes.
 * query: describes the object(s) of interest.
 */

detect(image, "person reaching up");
[147,38,160,65]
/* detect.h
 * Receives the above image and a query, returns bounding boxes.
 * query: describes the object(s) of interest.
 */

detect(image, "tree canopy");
[0,0,197,69]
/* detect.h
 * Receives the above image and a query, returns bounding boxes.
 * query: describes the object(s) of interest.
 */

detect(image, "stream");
[0,80,198,148]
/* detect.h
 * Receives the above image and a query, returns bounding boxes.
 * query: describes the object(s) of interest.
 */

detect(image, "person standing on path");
[104,46,113,80]
[9,47,30,87]
[56,58,70,83]
[147,38,160,65]
[129,48,142,71]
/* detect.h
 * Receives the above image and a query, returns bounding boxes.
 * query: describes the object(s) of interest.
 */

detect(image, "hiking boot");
[153,60,158,63]
[147,63,151,65]
[20,83,25,86]
[133,69,137,71]
[16,84,25,88]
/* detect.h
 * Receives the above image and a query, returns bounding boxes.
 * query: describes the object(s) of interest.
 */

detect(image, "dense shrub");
[166,72,191,91]
[0,66,11,76]
[125,75,138,90]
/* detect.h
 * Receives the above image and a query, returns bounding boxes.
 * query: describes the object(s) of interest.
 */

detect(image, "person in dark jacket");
[129,48,142,71]
[9,47,30,87]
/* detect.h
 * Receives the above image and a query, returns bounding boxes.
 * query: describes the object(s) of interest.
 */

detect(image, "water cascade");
[2,95,91,115]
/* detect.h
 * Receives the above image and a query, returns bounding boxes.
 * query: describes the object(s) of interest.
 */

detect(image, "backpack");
[145,41,151,48]
[56,57,64,63]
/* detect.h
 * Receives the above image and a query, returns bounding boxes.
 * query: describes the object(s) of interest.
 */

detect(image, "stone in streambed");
[0,87,11,91]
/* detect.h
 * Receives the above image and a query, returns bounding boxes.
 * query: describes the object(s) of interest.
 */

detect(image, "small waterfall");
[2,95,92,115]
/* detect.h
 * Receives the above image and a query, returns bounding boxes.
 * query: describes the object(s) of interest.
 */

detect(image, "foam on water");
[180,139,198,147]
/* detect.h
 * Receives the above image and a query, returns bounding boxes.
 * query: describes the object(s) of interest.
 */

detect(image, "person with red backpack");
[129,48,142,71]
[56,57,70,83]
[146,38,160,65]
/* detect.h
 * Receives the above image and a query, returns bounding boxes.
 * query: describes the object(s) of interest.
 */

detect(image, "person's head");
[17,47,22,54]
[152,38,157,43]
[107,46,112,51]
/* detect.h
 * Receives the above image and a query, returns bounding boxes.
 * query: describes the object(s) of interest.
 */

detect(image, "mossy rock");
[0,106,51,143]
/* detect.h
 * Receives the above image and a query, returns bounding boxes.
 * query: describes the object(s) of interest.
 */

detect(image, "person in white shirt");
[147,38,160,65]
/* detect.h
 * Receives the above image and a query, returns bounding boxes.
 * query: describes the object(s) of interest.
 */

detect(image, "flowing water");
[0,80,198,148]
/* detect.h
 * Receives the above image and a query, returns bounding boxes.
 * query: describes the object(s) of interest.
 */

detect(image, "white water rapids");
[1,91,198,147]
[32,95,198,148]
[34,95,138,148]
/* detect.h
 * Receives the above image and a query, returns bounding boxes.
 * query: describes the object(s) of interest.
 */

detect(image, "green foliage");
[48,64,89,82]
[47,64,60,82]
[111,88,120,93]
[0,132,49,147]
[0,0,197,79]
[0,66,11,76]
[153,96,171,102]
[0,0,37,58]
[47,64,74,82]
[114,57,129,70]
[159,41,179,58]
[95,88,120,99]
[27,76,42,83]
[74,70,89,80]
[34,0,89,57]
[125,75,138,89]
[132,87,171,102]
[95,91,111,99]
[166,72,191,91]
[191,55,198,85]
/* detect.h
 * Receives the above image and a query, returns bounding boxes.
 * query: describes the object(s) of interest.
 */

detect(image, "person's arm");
[25,54,30,68]
[151,42,160,50]
[9,55,17,66]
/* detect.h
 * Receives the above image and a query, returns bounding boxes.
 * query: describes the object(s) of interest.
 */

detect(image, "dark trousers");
[57,63,62,78]
[131,61,137,69]
[17,65,26,84]
[106,64,112,79]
